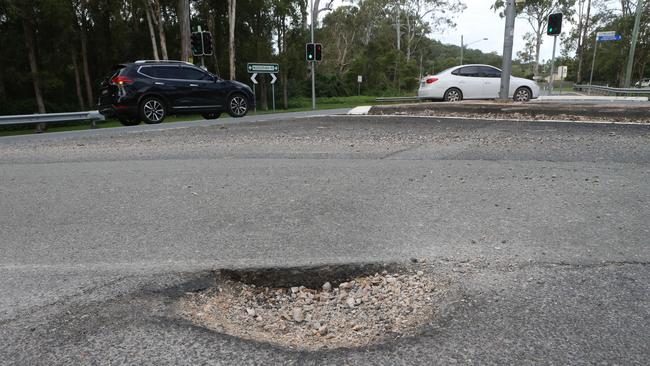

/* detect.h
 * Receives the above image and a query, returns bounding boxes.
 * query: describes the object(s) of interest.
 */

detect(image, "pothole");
[176,262,457,350]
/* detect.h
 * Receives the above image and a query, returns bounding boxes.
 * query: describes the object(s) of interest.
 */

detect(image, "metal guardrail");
[573,84,650,95]
[375,96,422,102]
[0,110,105,128]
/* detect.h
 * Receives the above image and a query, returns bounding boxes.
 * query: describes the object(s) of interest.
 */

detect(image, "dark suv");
[98,60,254,125]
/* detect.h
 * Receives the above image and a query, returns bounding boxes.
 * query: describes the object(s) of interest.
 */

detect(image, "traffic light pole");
[310,0,316,110]
[499,0,515,100]
[549,35,557,94]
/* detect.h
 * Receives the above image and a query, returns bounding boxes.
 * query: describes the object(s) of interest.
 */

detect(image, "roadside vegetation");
[0,0,647,117]
[0,95,389,136]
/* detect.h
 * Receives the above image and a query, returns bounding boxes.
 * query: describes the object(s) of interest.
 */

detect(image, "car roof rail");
[134,60,194,66]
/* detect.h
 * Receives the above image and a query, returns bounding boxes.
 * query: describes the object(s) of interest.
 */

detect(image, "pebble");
[339,281,353,289]
[318,325,328,335]
[322,282,332,291]
[292,308,304,322]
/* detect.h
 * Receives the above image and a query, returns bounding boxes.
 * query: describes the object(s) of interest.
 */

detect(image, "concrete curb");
[367,101,650,120]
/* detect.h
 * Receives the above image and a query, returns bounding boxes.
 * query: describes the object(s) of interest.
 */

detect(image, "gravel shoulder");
[368,101,650,123]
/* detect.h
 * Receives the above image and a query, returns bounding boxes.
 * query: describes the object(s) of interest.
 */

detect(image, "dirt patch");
[176,263,456,350]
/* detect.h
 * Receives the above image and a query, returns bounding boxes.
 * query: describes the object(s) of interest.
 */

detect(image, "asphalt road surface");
[1,114,649,364]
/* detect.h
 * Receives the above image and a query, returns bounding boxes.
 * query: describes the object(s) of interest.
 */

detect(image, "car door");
[452,66,483,98]
[178,66,225,109]
[147,65,195,109]
[479,66,501,98]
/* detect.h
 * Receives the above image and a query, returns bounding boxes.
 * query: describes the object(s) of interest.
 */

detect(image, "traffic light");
[547,13,563,36]
[202,31,213,56]
[315,43,322,61]
[191,32,203,56]
[306,43,315,61]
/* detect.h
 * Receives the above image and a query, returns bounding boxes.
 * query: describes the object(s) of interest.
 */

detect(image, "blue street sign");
[597,35,621,42]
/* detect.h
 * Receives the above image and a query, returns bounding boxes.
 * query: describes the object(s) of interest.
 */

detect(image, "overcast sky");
[323,0,571,63]
[435,0,560,62]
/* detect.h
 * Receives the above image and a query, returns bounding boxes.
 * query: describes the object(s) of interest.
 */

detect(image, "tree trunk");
[300,1,307,30]
[0,67,6,104]
[80,27,94,108]
[144,3,160,60]
[533,24,542,78]
[282,72,288,109]
[207,9,220,75]
[177,0,191,62]
[577,0,591,83]
[71,48,86,110]
[228,0,237,79]
[151,0,168,60]
[22,15,46,114]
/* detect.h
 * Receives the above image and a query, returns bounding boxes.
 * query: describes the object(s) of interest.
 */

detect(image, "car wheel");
[227,94,248,118]
[140,96,166,124]
[118,118,141,126]
[514,87,531,102]
[443,88,462,102]
[202,112,221,120]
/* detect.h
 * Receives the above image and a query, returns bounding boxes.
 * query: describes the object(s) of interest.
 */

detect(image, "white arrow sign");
[250,73,258,84]
[270,73,277,84]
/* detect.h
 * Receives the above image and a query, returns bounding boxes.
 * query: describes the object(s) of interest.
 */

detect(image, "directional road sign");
[250,73,258,84]
[596,31,621,42]
[597,35,621,41]
[247,63,279,73]
[270,73,277,84]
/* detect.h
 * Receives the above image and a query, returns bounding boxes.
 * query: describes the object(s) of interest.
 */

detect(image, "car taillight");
[111,76,134,85]
[426,78,438,84]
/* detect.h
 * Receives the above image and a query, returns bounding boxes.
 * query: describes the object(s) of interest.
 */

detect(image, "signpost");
[357,75,362,96]
[589,31,621,88]
[558,66,568,92]
[247,63,279,113]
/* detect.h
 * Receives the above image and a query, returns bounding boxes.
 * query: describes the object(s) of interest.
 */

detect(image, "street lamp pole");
[460,34,465,65]
[460,36,488,65]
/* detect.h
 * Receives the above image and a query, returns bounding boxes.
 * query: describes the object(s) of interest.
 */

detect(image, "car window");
[151,66,183,79]
[453,66,479,77]
[139,66,156,78]
[478,66,501,78]
[179,67,212,81]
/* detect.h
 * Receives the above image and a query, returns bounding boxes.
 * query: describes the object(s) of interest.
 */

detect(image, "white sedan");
[418,64,540,102]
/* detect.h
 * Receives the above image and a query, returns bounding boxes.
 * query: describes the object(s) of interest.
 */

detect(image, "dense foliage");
[0,0,647,115]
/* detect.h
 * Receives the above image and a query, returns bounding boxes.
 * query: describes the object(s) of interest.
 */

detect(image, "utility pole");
[499,0,516,100]
[624,0,644,87]
[310,0,316,110]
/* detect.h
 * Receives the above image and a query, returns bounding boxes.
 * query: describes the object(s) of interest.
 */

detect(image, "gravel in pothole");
[177,267,450,350]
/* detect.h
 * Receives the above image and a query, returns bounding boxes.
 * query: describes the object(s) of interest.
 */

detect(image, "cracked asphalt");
[1,115,649,364]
